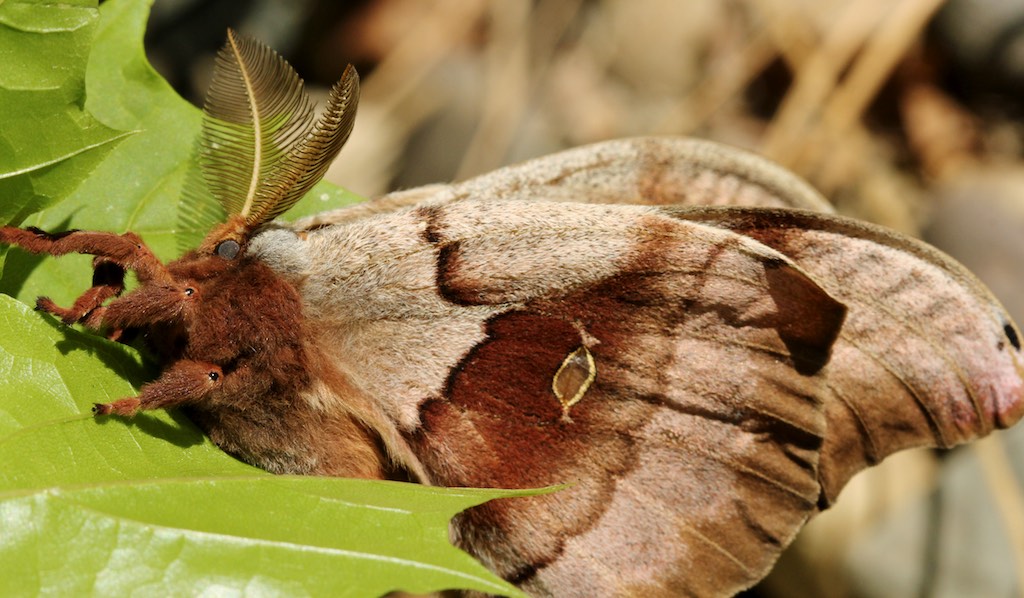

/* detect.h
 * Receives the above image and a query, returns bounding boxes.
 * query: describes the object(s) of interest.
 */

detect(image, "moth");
[3,31,1023,597]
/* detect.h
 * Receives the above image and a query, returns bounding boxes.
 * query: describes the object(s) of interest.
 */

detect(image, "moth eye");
[552,346,596,418]
[216,239,241,260]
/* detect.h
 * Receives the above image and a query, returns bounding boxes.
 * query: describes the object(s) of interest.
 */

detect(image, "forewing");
[290,200,845,596]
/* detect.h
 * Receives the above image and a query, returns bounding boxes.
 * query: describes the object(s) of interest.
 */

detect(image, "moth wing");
[678,206,1024,502]
[290,137,831,230]
[282,198,1023,595]
[285,200,842,596]
[411,203,1023,595]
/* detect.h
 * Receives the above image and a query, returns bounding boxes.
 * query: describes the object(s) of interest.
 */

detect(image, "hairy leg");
[93,360,224,416]
[36,259,127,327]
[0,227,171,283]
[97,281,198,331]
[1,227,183,333]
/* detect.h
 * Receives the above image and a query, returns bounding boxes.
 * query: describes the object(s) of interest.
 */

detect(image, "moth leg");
[93,360,223,417]
[95,280,199,333]
[0,226,172,284]
[36,258,126,327]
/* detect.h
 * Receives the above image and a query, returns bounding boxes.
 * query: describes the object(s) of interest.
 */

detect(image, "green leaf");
[0,1,521,596]
[0,295,243,485]
[0,0,129,230]
[0,0,365,307]
[0,295,524,596]
[1,481,524,596]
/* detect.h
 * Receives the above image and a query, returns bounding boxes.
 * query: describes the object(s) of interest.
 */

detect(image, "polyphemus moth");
[2,31,1023,597]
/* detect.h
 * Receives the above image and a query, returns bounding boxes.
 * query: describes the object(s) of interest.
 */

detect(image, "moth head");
[192,28,359,262]
[196,216,248,261]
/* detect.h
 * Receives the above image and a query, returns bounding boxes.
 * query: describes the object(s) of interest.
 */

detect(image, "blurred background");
[143,0,1024,595]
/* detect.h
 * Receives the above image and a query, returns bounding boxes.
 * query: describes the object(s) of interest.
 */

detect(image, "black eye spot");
[184,287,195,297]
[208,371,220,382]
[1004,323,1020,351]
[216,239,241,260]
